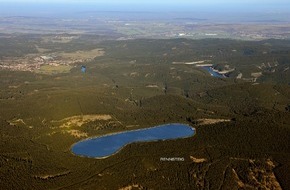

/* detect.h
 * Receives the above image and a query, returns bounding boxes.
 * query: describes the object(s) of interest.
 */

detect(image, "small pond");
[203,66,226,78]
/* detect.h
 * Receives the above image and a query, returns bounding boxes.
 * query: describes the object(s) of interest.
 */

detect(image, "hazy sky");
[0,0,289,16]
[0,0,289,4]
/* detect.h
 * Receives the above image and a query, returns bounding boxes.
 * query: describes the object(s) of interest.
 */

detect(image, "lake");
[71,123,195,159]
[203,66,226,78]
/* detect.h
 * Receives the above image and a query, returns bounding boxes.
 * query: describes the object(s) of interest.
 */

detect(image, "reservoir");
[203,66,226,78]
[71,124,195,159]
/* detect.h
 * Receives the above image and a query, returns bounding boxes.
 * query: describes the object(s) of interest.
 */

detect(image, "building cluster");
[0,54,90,73]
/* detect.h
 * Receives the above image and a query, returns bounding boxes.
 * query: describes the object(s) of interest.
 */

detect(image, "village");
[0,48,104,74]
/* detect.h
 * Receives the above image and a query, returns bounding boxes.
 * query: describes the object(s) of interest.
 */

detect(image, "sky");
[0,0,289,4]
[0,0,289,17]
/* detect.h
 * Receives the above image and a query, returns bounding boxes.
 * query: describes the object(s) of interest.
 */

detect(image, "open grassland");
[35,65,74,75]
[59,48,104,60]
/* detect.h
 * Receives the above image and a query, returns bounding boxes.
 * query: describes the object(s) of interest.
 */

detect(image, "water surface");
[203,66,226,78]
[71,124,195,158]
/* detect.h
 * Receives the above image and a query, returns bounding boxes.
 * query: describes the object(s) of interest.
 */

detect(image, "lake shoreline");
[70,123,196,159]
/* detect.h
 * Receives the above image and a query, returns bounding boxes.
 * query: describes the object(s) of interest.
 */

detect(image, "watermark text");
[160,157,185,162]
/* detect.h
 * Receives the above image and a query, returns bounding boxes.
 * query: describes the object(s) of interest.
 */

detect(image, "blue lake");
[71,124,195,159]
[203,66,226,78]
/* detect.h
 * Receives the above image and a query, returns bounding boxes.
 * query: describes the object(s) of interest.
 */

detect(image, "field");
[0,35,289,189]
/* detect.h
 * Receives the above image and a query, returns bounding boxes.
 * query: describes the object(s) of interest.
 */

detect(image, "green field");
[36,65,74,75]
